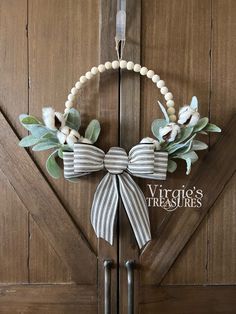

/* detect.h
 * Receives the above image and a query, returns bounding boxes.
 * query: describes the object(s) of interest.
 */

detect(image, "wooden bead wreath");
[18,59,222,248]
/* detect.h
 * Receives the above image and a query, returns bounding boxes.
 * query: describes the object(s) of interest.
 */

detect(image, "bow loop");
[74,143,104,173]
[128,143,155,174]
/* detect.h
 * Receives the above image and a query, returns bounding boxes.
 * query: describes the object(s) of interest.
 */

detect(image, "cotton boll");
[42,107,56,130]
[79,136,92,144]
[178,105,200,127]
[57,131,67,144]
[159,123,181,142]
[66,135,78,149]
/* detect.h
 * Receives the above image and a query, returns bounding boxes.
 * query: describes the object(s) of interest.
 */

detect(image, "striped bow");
[63,143,168,248]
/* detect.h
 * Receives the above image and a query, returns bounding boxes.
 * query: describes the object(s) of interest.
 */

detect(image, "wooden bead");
[91,67,98,75]
[105,61,112,69]
[68,93,76,101]
[75,81,82,89]
[152,75,160,83]
[119,60,127,69]
[127,61,134,70]
[71,87,79,95]
[140,67,148,75]
[169,114,177,122]
[156,80,165,88]
[134,64,141,72]
[147,70,155,78]
[85,71,93,79]
[160,86,168,95]
[98,64,106,72]
[167,107,175,115]
[167,100,175,107]
[65,100,73,108]
[165,92,173,101]
[112,60,120,69]
[80,75,87,84]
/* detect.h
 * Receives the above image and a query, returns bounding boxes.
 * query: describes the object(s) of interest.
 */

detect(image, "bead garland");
[65,60,176,122]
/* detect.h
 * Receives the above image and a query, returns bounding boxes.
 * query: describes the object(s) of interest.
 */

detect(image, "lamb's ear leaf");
[203,123,221,133]
[190,96,198,110]
[65,108,81,130]
[85,119,101,143]
[151,119,168,141]
[174,151,198,175]
[19,135,40,147]
[194,117,209,132]
[192,140,208,151]
[158,101,170,123]
[167,159,177,173]
[32,142,58,151]
[175,126,194,143]
[20,115,42,125]
[46,150,62,179]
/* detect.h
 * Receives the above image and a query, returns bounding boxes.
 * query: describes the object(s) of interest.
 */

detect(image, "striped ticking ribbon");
[63,143,168,249]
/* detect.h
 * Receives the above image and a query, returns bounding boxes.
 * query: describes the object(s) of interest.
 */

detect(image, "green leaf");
[192,140,208,151]
[175,151,198,175]
[32,141,58,151]
[58,147,64,159]
[65,108,81,130]
[85,119,101,143]
[168,134,196,155]
[19,135,40,147]
[167,159,177,173]
[194,117,209,132]
[175,126,194,143]
[21,115,42,125]
[157,101,169,123]
[41,132,57,140]
[30,125,53,138]
[151,119,168,141]
[190,96,198,110]
[203,123,221,133]
[46,150,62,179]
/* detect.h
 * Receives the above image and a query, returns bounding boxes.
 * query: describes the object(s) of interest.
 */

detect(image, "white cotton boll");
[60,126,70,136]
[178,105,200,126]
[55,112,66,129]
[70,129,80,139]
[79,136,92,144]
[159,123,180,142]
[42,107,56,130]
[57,131,67,144]
[66,135,78,149]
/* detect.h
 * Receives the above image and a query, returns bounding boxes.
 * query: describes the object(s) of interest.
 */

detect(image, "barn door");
[118,0,236,313]
[0,0,119,313]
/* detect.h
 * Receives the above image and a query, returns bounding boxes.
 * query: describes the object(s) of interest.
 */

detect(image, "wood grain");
[208,0,236,284]
[0,0,29,283]
[0,111,96,284]
[141,116,236,284]
[141,0,211,284]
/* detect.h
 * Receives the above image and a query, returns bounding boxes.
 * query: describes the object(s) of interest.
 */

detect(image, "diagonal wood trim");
[139,285,236,313]
[141,115,236,284]
[0,112,97,284]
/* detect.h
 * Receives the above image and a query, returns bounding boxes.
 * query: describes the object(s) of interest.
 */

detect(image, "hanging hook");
[115,0,126,60]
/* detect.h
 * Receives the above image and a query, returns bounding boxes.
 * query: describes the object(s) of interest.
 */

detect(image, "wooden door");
[0,0,119,313]
[119,0,236,313]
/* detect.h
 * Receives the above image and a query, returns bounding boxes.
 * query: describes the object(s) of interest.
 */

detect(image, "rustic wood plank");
[97,1,119,313]
[119,1,141,313]
[0,170,28,283]
[208,0,236,284]
[0,111,96,284]
[28,0,100,282]
[0,0,29,283]
[141,116,236,284]
[141,0,211,284]
[139,286,236,313]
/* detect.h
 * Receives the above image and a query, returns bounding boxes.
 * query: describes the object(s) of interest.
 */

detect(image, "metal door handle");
[104,260,113,314]
[125,260,135,314]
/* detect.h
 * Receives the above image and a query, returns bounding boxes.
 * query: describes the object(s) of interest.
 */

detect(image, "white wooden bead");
[80,75,87,84]
[167,100,175,107]
[160,86,168,95]
[134,64,141,72]
[127,61,134,70]
[140,67,148,75]
[65,100,73,109]
[91,67,98,75]
[85,71,93,79]
[71,87,79,95]
[167,107,175,115]
[112,60,120,69]
[169,114,177,122]
[98,64,106,72]
[147,70,155,78]
[164,92,173,101]
[156,80,165,88]
[105,61,112,69]
[75,81,82,89]
[152,75,160,83]
[119,60,127,69]
[68,93,76,101]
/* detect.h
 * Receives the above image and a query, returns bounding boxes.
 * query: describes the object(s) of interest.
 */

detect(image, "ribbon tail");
[91,173,119,245]
[118,172,151,249]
